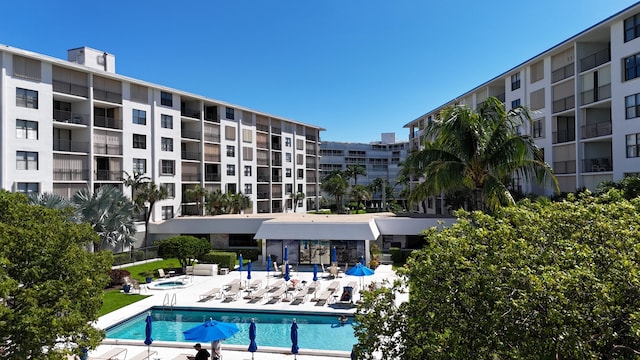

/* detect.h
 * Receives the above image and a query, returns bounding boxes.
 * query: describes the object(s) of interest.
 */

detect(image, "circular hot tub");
[147,279,193,290]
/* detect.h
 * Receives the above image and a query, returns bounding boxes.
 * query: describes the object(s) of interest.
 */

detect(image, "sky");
[1,0,638,143]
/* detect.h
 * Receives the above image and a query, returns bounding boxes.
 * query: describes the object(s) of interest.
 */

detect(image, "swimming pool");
[105,307,356,351]
[147,280,192,290]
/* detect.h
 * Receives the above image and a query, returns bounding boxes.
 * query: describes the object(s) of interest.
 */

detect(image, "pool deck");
[91,263,404,360]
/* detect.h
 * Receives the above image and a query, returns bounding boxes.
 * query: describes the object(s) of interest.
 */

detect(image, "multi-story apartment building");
[405,3,640,204]
[1,45,323,221]
[319,132,409,208]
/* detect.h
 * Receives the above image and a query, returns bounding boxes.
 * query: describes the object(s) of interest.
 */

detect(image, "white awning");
[254,216,380,240]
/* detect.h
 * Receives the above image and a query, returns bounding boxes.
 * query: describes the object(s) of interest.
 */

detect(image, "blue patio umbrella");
[239,254,244,282]
[331,247,337,264]
[284,262,290,282]
[284,246,289,263]
[248,319,257,359]
[346,263,375,292]
[144,312,153,359]
[247,260,252,289]
[291,319,299,359]
[266,254,272,288]
[360,255,365,265]
[183,318,240,343]
[312,264,318,282]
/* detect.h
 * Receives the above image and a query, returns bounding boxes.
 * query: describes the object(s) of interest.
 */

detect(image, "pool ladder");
[163,292,177,310]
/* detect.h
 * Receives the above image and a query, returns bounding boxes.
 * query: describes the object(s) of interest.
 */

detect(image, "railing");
[552,160,576,174]
[257,177,269,183]
[181,151,201,161]
[204,112,218,122]
[306,134,318,141]
[272,192,282,198]
[272,127,281,134]
[307,161,317,168]
[181,129,201,140]
[306,148,317,155]
[95,170,121,181]
[272,159,282,166]
[271,143,282,150]
[272,176,282,182]
[580,48,610,72]
[552,63,575,83]
[552,130,576,144]
[581,84,611,105]
[53,109,89,125]
[204,154,221,162]
[181,173,202,182]
[583,157,612,173]
[93,89,122,104]
[53,169,89,181]
[94,143,123,155]
[256,124,269,132]
[53,139,90,152]
[257,158,269,166]
[581,121,612,139]
[495,93,506,103]
[204,173,221,182]
[94,116,121,129]
[256,141,269,149]
[203,133,220,142]
[552,96,575,113]
[257,192,269,199]
[52,80,88,97]
[181,110,201,119]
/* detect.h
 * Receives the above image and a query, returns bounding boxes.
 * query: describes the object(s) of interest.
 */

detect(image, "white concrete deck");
[91,264,403,360]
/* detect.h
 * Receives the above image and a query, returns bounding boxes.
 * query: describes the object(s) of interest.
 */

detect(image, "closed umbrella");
[183,319,240,352]
[331,247,337,264]
[266,254,271,288]
[144,312,153,359]
[239,254,244,283]
[248,319,257,359]
[284,262,290,282]
[247,260,252,290]
[290,319,299,359]
[360,255,365,265]
[313,264,318,282]
[284,246,289,263]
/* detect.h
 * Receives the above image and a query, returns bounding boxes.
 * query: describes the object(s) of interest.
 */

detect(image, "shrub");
[108,269,130,287]
[389,247,402,263]
[199,251,237,269]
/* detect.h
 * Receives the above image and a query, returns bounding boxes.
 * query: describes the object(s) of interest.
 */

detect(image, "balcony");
[181,109,201,119]
[94,116,121,130]
[93,89,122,104]
[581,122,612,139]
[552,64,575,83]
[181,129,201,140]
[257,158,269,166]
[181,173,201,182]
[94,143,123,155]
[552,130,576,144]
[581,84,611,105]
[306,148,317,155]
[552,160,576,174]
[203,133,220,142]
[54,139,90,153]
[204,153,221,162]
[205,173,221,182]
[552,96,575,113]
[306,134,318,142]
[580,48,610,73]
[256,124,269,132]
[272,176,282,182]
[583,157,612,173]
[53,109,89,125]
[95,170,121,181]
[53,169,89,181]
[52,80,88,98]
[271,143,282,151]
[181,151,201,161]
[257,192,269,199]
[272,192,282,198]
[272,127,281,134]
[257,141,269,149]
[257,176,269,183]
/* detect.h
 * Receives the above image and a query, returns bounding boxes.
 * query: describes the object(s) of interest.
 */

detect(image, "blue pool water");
[105,307,356,351]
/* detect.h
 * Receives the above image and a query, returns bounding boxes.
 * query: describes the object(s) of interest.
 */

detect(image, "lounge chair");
[199,288,222,301]
[88,347,127,359]
[314,289,334,306]
[248,288,267,303]
[327,281,340,293]
[248,279,262,290]
[223,284,241,301]
[157,269,170,278]
[290,287,312,305]
[128,350,158,360]
[266,286,286,304]
[268,279,284,291]
[223,278,240,290]
[329,265,339,279]
[339,286,354,303]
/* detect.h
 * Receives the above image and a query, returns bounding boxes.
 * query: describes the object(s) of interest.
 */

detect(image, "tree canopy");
[354,192,640,359]
[0,191,112,359]
[157,235,211,270]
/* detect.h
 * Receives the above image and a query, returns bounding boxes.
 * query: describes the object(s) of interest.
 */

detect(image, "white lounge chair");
[248,288,268,303]
[157,269,170,278]
[88,347,127,359]
[223,278,240,290]
[268,279,284,291]
[199,288,222,301]
[327,281,340,293]
[314,290,334,306]
[223,284,241,301]
[128,350,158,360]
[248,279,262,290]
[266,286,286,303]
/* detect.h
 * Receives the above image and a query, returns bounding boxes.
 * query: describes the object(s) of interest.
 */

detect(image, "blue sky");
[1,1,638,142]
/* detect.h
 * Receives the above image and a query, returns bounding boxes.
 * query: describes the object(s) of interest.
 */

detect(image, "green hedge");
[227,248,260,261]
[389,247,414,264]
[199,251,237,269]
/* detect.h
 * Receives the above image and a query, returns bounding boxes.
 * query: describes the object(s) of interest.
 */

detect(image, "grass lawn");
[122,258,182,283]
[99,289,149,317]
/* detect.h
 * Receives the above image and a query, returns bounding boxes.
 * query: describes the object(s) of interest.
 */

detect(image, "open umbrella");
[331,247,337,264]
[239,254,244,284]
[346,263,375,291]
[266,254,271,288]
[144,312,153,359]
[291,318,299,359]
[183,318,240,344]
[248,319,257,360]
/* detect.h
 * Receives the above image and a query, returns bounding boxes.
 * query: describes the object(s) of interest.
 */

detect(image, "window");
[511,99,521,109]
[16,151,38,170]
[227,183,237,194]
[296,154,304,165]
[297,169,304,179]
[242,129,253,143]
[226,107,235,120]
[16,182,39,193]
[227,164,235,176]
[626,93,640,119]
[530,60,544,83]
[244,183,252,195]
[244,165,252,176]
[286,184,293,194]
[132,158,146,173]
[296,139,304,150]
[286,168,292,178]
[132,109,146,125]
[161,137,173,151]
[627,133,640,158]
[16,119,38,139]
[162,206,174,220]
[243,146,253,161]
[161,160,175,175]
[161,114,173,129]
[133,134,147,149]
[225,126,236,140]
[532,118,544,138]
[511,73,521,91]
[285,137,292,147]
[16,88,38,108]
[286,153,292,162]
[297,184,303,193]
[226,145,235,157]
[161,91,173,107]
[625,13,640,42]
[625,53,640,81]
[161,183,175,198]
[13,55,41,81]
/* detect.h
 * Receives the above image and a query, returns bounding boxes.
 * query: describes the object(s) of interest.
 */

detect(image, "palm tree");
[291,192,305,213]
[28,192,73,210]
[350,185,371,213]
[344,164,367,186]
[228,192,251,214]
[184,184,208,216]
[368,178,386,210]
[121,171,150,220]
[321,170,349,213]
[205,189,228,215]
[135,183,168,247]
[403,96,558,212]
[73,186,137,251]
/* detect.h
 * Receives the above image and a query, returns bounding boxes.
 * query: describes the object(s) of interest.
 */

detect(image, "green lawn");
[122,258,181,282]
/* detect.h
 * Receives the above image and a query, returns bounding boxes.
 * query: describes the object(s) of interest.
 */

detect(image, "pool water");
[147,280,192,290]
[105,307,356,351]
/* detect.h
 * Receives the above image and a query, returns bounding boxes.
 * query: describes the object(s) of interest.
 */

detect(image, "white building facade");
[1,45,323,222]
[405,3,640,202]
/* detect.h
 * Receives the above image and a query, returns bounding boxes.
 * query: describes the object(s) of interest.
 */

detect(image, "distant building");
[320,133,409,208]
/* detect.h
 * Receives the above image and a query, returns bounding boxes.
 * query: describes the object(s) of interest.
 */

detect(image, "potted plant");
[122,283,131,293]
[144,271,153,283]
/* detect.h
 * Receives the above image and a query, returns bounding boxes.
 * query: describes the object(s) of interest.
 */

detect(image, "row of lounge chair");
[75,347,156,360]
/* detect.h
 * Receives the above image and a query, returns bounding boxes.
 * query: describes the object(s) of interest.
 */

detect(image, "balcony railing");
[272,127,281,134]
[257,192,269,199]
[203,133,220,142]
[181,129,201,140]
[53,169,89,181]
[95,170,121,181]
[271,143,282,150]
[272,159,282,167]
[272,192,282,198]
[181,173,201,182]
[581,84,611,105]
[581,121,612,139]
[583,157,612,172]
[204,154,221,162]
[256,141,269,149]
[272,176,282,182]
[257,176,269,183]
[580,48,610,72]
[94,143,123,155]
[94,116,121,129]
[306,161,317,168]
[181,110,201,119]
[93,89,122,104]
[52,80,88,97]
[306,134,318,142]
[181,151,201,161]
[204,173,221,182]
[257,158,269,166]
[552,130,576,144]
[552,63,575,83]
[53,109,89,125]
[53,139,90,153]
[552,96,575,113]
[256,124,269,132]
[306,148,317,155]
[553,160,576,174]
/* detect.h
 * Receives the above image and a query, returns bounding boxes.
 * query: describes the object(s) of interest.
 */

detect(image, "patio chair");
[223,284,241,301]
[88,347,127,359]
[199,288,222,301]
[248,279,262,290]
[157,269,170,278]
[266,286,286,304]
[314,289,333,306]
[248,288,268,303]
[268,279,284,291]
[290,287,312,305]
[339,286,354,303]
[327,280,341,293]
[128,350,158,360]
